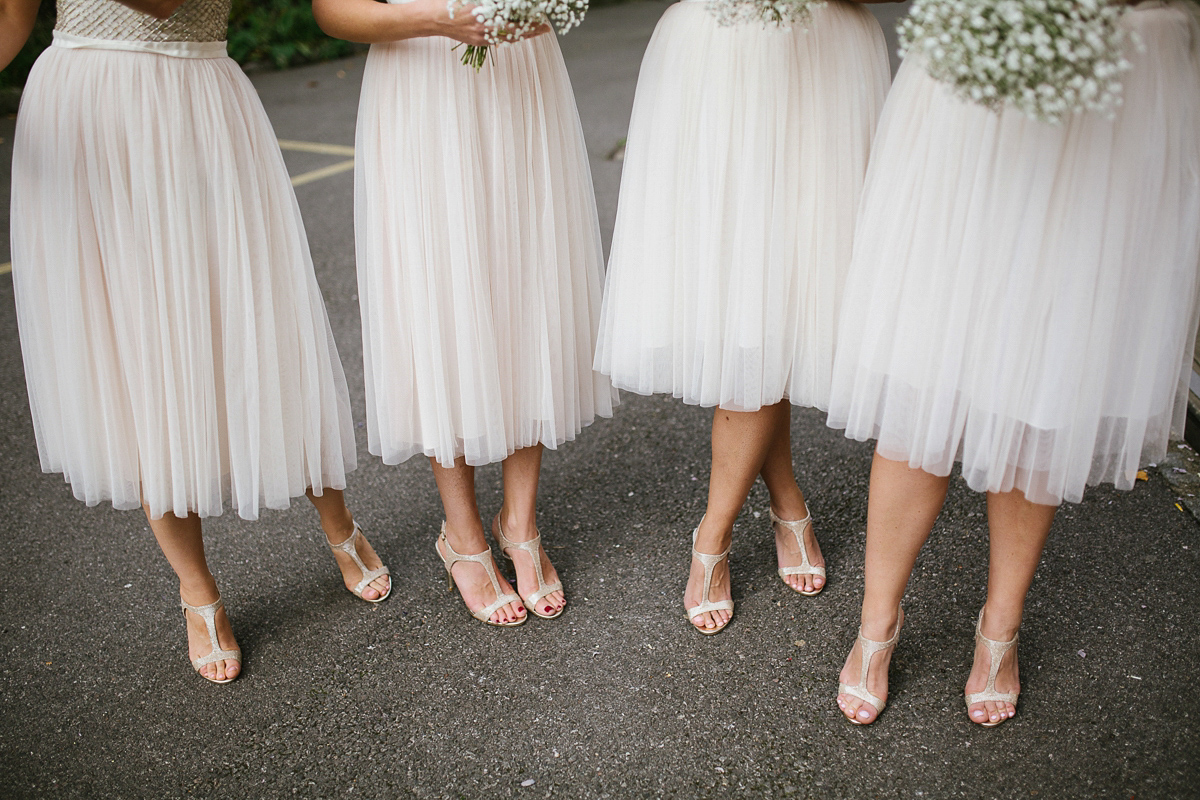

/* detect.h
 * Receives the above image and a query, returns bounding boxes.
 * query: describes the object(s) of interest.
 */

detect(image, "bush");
[227,0,358,70]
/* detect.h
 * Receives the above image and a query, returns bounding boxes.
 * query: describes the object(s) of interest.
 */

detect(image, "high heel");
[493,516,564,619]
[325,522,391,603]
[436,523,527,627]
[769,508,825,596]
[181,596,242,685]
[838,609,903,725]
[684,520,734,635]
[965,609,1020,727]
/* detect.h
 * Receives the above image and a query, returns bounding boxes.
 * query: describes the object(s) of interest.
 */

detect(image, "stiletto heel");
[494,517,564,619]
[770,508,825,596]
[181,596,241,685]
[965,609,1020,727]
[838,608,903,724]
[684,519,734,635]
[326,522,391,603]
[436,523,527,627]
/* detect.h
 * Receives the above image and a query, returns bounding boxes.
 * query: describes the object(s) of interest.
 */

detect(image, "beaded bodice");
[55,0,231,43]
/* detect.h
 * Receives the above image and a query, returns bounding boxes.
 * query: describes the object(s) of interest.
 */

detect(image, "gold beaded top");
[56,0,231,43]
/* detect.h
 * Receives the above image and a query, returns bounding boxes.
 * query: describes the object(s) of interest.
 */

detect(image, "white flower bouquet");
[706,0,826,29]
[448,0,588,70]
[898,0,1133,124]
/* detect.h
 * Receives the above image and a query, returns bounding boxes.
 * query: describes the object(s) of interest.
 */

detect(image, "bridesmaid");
[3,0,390,685]
[595,0,893,634]
[314,0,615,626]
[828,1,1200,725]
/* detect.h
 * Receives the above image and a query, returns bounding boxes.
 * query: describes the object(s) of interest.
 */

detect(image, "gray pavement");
[2,2,1199,797]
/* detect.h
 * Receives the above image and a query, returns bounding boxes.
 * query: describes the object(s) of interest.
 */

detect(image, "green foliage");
[227,0,357,70]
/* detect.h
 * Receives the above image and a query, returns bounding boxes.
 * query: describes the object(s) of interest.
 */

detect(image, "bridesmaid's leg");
[966,490,1056,725]
[688,406,779,632]
[758,402,825,594]
[496,445,566,617]
[838,453,949,724]
[431,458,526,625]
[146,509,240,682]
[307,488,390,601]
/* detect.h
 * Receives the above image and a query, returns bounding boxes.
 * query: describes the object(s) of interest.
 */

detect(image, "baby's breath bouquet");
[707,0,826,29]
[448,0,588,70]
[898,0,1133,124]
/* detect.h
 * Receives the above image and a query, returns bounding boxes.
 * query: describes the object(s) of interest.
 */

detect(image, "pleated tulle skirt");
[11,43,356,520]
[594,0,890,412]
[355,32,616,468]
[827,1,1200,505]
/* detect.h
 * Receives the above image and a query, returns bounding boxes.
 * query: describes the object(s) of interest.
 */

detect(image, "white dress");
[827,1,1200,505]
[595,0,891,412]
[11,0,356,520]
[355,1,616,468]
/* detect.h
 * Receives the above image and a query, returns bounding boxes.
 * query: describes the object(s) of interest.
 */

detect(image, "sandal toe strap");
[779,565,826,578]
[526,581,563,609]
[685,599,734,618]
[192,646,241,670]
[473,592,523,623]
[839,681,885,714]
[965,688,1020,706]
[352,565,391,596]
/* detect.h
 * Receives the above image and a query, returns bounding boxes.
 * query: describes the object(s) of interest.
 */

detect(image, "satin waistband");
[52,30,228,59]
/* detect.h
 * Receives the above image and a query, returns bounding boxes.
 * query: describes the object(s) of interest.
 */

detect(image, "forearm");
[313,0,439,44]
[115,0,188,20]
[0,0,40,72]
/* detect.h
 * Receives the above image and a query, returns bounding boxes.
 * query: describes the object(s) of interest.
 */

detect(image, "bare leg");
[431,458,525,625]
[758,403,825,594]
[965,489,1056,725]
[146,508,240,682]
[308,488,390,601]
[494,444,566,617]
[686,406,778,632]
[837,453,950,724]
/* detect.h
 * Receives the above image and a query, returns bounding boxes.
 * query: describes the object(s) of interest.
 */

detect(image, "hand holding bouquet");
[706,0,826,29]
[898,0,1134,124]
[448,0,589,70]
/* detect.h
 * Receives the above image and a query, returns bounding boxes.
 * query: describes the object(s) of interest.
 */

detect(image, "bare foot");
[772,507,826,595]
[493,514,565,618]
[684,517,733,633]
[965,611,1021,726]
[438,526,526,625]
[836,610,903,725]
[327,522,391,601]
[181,591,241,683]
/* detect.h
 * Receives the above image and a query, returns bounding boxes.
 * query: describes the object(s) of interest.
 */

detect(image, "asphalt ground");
[2,3,1199,798]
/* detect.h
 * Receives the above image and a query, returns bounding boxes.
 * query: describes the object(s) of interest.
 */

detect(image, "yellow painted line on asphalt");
[290,159,355,187]
[277,139,356,157]
[0,262,10,276]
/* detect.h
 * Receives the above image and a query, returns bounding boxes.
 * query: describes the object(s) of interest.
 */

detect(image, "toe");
[969,703,989,723]
[812,574,825,590]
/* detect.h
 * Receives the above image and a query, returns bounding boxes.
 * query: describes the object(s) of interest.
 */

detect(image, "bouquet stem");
[457,44,489,71]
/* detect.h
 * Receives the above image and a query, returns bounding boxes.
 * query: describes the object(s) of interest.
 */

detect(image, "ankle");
[694,516,733,554]
[859,605,901,641]
[497,507,537,541]
[444,519,488,551]
[768,495,808,522]
[979,603,1022,642]
[320,511,356,544]
[179,575,220,606]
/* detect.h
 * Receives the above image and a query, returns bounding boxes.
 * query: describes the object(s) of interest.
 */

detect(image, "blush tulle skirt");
[826,1,1200,505]
[595,0,891,412]
[11,42,356,520]
[354,32,616,468]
